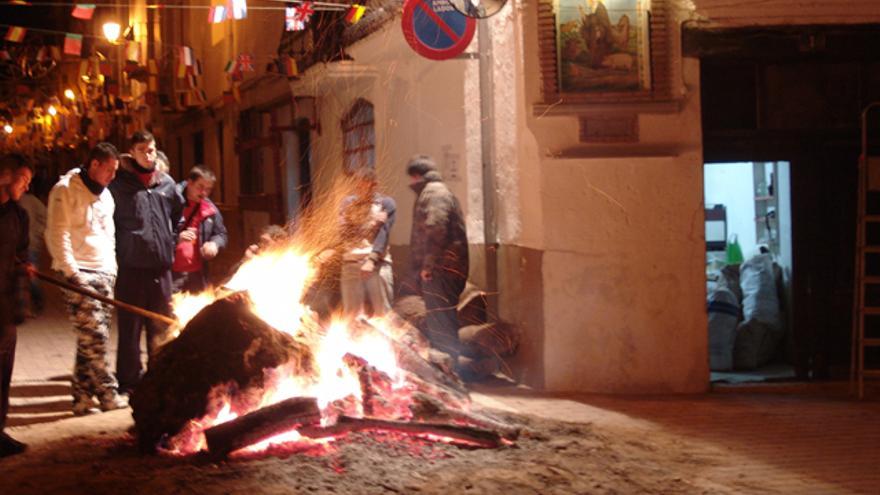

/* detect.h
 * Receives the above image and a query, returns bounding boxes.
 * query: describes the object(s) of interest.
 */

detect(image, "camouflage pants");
[64,270,119,404]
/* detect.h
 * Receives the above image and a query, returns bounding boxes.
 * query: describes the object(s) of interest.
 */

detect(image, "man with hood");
[172,165,227,294]
[46,142,128,415]
[109,131,184,394]
[0,154,33,457]
[405,155,469,361]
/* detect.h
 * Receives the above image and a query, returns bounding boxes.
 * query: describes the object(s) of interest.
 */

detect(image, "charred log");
[410,392,521,440]
[299,415,505,449]
[205,397,321,458]
[131,293,313,452]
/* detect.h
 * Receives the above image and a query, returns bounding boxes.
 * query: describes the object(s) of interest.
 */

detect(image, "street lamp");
[3,124,12,134]
[64,89,76,101]
[103,22,121,43]
[47,105,58,116]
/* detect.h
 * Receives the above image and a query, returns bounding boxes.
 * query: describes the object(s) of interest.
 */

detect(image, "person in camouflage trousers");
[64,271,120,413]
[46,143,127,415]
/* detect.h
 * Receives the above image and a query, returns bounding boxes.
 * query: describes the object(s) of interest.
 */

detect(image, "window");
[341,99,375,172]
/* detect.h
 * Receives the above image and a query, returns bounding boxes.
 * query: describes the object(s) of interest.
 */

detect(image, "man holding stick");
[46,143,128,415]
[0,154,33,457]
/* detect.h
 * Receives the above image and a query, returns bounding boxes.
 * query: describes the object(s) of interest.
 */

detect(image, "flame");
[166,244,418,456]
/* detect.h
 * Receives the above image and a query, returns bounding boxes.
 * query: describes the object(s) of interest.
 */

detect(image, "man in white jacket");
[46,143,128,415]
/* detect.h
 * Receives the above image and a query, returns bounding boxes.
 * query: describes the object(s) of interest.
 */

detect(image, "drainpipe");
[478,20,499,315]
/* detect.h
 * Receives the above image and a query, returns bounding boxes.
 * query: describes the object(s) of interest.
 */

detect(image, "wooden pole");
[35,271,178,326]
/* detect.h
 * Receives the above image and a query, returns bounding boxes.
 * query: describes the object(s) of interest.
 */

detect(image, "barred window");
[342,99,375,172]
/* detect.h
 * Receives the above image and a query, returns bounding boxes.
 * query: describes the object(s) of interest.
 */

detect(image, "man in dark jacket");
[172,166,228,294]
[0,154,32,457]
[405,155,469,361]
[109,131,184,394]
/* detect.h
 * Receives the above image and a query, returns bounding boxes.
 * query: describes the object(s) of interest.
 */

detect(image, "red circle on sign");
[401,0,476,61]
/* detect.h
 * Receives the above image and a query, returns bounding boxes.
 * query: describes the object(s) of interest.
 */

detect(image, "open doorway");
[705,161,795,383]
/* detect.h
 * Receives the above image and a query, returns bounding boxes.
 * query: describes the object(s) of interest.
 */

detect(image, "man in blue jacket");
[109,131,184,394]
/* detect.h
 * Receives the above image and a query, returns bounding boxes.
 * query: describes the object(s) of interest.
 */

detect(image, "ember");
[132,242,516,458]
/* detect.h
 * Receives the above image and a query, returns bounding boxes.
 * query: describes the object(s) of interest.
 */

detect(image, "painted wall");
[704,162,757,256]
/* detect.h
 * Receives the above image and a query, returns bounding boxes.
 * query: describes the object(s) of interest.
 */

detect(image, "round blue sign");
[402,0,476,60]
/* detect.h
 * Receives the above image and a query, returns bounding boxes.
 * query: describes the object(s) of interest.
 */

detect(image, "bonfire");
[129,180,518,459]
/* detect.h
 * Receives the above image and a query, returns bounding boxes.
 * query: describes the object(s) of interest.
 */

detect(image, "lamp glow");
[3,124,12,134]
[64,89,76,100]
[103,22,121,43]
[47,105,57,116]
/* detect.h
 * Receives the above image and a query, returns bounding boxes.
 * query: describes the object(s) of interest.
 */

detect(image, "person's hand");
[200,241,218,259]
[420,268,433,282]
[244,244,260,260]
[374,210,388,224]
[179,228,197,243]
[315,249,336,265]
[360,258,376,277]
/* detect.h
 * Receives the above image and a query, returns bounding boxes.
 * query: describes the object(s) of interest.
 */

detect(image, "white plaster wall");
[296,24,482,271]
[704,163,757,256]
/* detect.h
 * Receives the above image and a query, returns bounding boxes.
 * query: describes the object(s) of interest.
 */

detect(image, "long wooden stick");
[35,271,178,326]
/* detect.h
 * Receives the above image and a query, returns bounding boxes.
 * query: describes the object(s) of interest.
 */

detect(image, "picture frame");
[554,0,652,95]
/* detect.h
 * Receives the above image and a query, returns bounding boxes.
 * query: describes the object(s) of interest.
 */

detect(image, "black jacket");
[0,200,28,325]
[174,181,228,272]
[409,171,468,282]
[109,156,184,270]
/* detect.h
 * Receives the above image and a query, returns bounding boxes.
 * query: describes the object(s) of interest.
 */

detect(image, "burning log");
[205,397,321,458]
[131,293,313,452]
[299,415,505,449]
[410,392,522,440]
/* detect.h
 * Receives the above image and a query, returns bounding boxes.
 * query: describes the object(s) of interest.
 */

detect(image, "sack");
[708,287,740,371]
[725,234,744,265]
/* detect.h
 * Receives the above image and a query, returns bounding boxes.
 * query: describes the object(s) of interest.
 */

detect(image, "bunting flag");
[345,4,366,24]
[176,60,187,78]
[123,24,135,41]
[296,2,315,23]
[285,6,304,31]
[64,33,83,56]
[282,57,298,77]
[125,40,140,62]
[237,53,254,72]
[223,59,237,74]
[71,4,96,20]
[230,0,248,20]
[208,5,227,23]
[180,46,194,66]
[192,59,203,76]
[5,27,26,43]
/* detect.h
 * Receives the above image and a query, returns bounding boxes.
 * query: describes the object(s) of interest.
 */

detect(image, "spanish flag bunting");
[346,4,366,24]
[283,57,298,77]
[71,4,96,20]
[5,26,26,43]
[64,33,83,56]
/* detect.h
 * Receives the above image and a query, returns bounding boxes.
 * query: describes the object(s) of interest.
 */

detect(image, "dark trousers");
[115,267,172,392]
[0,323,15,430]
[171,270,207,294]
[420,273,466,360]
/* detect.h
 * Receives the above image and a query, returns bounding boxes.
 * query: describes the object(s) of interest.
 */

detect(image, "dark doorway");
[688,25,880,379]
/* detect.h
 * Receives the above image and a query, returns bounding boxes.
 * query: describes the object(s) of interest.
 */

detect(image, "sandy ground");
[2,385,879,494]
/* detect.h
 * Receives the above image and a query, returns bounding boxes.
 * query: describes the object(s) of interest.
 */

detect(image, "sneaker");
[0,432,27,458]
[72,400,101,416]
[99,394,129,412]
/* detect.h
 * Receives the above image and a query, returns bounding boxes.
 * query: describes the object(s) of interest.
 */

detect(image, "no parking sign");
[401,0,476,61]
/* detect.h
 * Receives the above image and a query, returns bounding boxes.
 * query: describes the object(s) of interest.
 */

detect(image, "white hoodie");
[45,168,117,278]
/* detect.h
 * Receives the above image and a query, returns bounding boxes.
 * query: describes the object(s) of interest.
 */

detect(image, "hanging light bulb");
[64,89,76,100]
[103,22,122,43]
[3,124,12,134]
[47,105,58,116]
